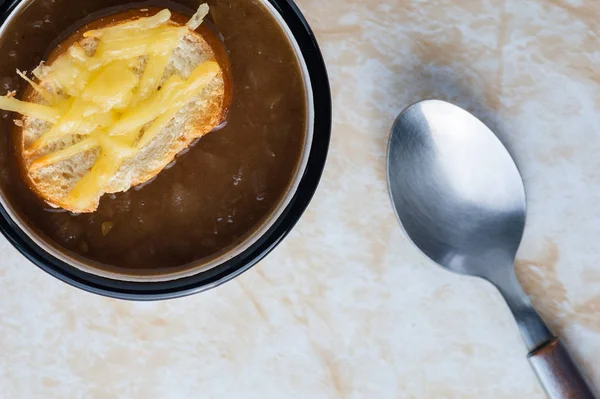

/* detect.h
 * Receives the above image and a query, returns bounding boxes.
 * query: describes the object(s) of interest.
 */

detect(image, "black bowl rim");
[0,0,331,300]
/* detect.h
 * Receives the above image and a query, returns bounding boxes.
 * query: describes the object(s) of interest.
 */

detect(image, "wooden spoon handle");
[528,338,596,399]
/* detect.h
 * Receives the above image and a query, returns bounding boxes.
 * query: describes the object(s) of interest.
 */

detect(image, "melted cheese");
[132,53,171,104]
[137,61,220,148]
[93,27,186,64]
[108,74,186,136]
[30,137,98,170]
[0,96,59,122]
[0,4,213,209]
[67,150,118,210]
[81,60,139,111]
[84,9,172,38]
[16,70,58,105]
[45,55,92,96]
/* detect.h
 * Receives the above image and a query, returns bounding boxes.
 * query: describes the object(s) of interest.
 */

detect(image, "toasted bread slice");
[19,13,226,213]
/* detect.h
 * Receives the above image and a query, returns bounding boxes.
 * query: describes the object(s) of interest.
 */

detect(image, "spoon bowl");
[388,100,526,278]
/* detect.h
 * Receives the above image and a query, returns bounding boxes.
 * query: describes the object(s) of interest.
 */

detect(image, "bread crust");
[20,19,226,213]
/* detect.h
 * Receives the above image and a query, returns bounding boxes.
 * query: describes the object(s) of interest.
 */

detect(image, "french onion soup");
[0,1,307,277]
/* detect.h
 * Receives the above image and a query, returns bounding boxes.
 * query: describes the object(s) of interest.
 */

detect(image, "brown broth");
[0,0,307,276]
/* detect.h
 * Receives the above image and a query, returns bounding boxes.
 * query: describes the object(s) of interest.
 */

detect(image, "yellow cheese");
[54,97,74,115]
[29,105,119,153]
[44,55,92,96]
[180,61,220,98]
[137,61,219,148]
[67,129,141,207]
[81,60,139,111]
[30,137,98,170]
[67,150,118,209]
[0,5,215,209]
[68,44,88,63]
[107,75,185,136]
[68,59,217,206]
[187,3,209,31]
[30,123,135,171]
[78,110,120,135]
[28,99,98,152]
[87,110,120,127]
[132,53,171,105]
[93,27,185,64]
[16,70,58,105]
[84,9,172,38]
[96,132,137,158]
[99,25,184,44]
[137,108,179,149]
[0,96,59,122]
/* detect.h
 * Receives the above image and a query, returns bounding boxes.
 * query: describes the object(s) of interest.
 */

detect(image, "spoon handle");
[528,338,596,398]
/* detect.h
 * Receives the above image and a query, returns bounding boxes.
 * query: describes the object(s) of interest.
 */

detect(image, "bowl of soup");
[0,0,330,299]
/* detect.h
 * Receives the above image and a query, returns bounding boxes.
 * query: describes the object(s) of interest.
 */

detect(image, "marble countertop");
[2,0,600,397]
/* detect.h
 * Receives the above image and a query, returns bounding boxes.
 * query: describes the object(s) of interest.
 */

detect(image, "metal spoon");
[387,99,595,398]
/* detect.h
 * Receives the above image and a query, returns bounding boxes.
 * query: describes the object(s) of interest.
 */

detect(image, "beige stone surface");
[1,0,600,397]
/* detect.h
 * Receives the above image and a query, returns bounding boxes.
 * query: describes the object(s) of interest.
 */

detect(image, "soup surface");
[0,0,306,276]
